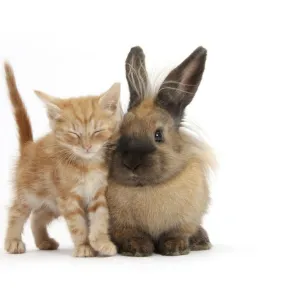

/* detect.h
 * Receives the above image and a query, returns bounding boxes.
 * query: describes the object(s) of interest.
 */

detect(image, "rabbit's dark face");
[110,99,185,186]
[110,45,207,186]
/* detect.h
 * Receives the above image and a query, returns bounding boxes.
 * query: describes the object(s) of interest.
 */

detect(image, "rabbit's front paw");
[189,226,212,251]
[157,236,190,256]
[119,237,154,257]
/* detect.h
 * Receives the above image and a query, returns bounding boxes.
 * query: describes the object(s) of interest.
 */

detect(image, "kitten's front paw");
[90,239,117,256]
[37,238,59,251]
[5,239,26,254]
[73,244,96,257]
[158,237,190,256]
[119,237,154,257]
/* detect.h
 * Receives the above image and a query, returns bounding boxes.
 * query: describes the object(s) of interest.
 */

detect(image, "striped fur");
[4,63,122,257]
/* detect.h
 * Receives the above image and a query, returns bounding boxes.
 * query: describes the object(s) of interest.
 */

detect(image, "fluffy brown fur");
[107,46,215,256]
[4,63,122,257]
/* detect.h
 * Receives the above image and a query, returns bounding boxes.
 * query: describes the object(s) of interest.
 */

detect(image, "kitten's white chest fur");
[73,169,107,205]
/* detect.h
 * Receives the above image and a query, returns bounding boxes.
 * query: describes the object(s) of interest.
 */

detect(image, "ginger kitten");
[4,63,122,257]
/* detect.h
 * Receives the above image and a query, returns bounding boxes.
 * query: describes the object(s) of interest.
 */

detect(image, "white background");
[0,0,299,299]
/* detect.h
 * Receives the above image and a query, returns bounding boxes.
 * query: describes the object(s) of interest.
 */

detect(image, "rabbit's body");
[108,130,210,239]
[107,46,213,256]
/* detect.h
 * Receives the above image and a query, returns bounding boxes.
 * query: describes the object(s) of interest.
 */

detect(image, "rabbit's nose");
[122,154,141,171]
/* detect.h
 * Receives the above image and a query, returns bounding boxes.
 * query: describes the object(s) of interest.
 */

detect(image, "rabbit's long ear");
[156,47,207,124]
[125,46,148,110]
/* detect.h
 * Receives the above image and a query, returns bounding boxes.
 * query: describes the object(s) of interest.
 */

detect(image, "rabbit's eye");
[154,129,164,143]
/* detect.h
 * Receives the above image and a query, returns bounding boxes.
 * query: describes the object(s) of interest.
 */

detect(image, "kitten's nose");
[84,144,92,151]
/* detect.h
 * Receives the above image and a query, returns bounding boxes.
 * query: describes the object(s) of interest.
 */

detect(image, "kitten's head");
[35,83,122,160]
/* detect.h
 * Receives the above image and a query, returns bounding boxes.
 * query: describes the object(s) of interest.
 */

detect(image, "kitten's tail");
[4,62,33,151]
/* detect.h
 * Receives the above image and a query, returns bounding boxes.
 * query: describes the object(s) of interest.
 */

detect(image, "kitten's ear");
[125,46,148,110]
[156,46,207,125]
[99,83,121,113]
[34,90,61,120]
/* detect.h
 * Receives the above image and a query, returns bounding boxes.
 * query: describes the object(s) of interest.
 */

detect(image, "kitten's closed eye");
[92,129,111,140]
[92,130,105,137]
[68,131,81,139]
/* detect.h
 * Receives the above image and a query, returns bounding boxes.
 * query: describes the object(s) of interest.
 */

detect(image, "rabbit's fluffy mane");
[125,62,217,176]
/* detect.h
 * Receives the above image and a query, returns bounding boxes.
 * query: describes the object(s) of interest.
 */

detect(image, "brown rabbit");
[106,46,215,256]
